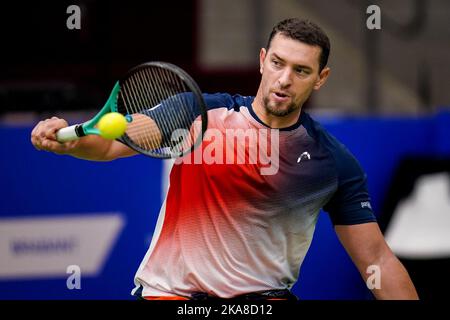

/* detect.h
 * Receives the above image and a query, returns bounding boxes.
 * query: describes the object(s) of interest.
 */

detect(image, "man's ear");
[259,48,267,74]
[313,67,330,90]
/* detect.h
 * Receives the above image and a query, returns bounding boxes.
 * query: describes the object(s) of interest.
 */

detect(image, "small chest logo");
[297,152,311,163]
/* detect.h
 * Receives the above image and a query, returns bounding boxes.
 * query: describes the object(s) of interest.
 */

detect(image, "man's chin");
[266,104,293,117]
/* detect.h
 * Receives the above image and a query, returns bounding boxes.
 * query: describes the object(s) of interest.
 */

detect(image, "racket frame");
[117,62,208,159]
[56,62,207,159]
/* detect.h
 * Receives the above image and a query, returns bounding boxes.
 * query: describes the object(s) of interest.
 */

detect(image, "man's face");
[259,33,329,117]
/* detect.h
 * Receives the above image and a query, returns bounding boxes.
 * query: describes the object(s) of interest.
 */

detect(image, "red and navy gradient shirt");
[133,93,376,298]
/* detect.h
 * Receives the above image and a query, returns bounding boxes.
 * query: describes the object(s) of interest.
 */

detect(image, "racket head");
[116,62,207,159]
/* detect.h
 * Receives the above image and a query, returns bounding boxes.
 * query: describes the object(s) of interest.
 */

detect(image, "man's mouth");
[271,91,290,102]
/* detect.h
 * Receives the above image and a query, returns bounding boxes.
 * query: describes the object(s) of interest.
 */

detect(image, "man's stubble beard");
[262,95,300,117]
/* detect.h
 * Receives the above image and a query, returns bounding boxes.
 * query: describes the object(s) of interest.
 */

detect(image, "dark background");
[0,0,259,114]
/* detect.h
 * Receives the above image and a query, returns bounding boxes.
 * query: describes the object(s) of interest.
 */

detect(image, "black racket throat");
[75,124,86,138]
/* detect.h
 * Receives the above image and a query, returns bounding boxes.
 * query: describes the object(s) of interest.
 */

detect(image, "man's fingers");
[47,118,68,130]
[31,117,71,152]
[40,139,68,153]
[39,125,47,138]
[45,128,57,140]
[45,119,69,139]
[46,118,68,131]
[31,122,47,148]
[31,117,68,141]
[31,136,42,150]
[31,122,43,149]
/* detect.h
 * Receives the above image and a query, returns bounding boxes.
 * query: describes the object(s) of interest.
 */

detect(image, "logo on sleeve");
[361,201,372,210]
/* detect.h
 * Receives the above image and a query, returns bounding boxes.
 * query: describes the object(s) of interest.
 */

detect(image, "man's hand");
[31,116,137,161]
[31,117,78,154]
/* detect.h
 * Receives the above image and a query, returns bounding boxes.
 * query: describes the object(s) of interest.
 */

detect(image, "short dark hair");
[267,18,330,72]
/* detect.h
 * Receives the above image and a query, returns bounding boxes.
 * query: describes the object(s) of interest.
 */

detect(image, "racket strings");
[154,67,195,154]
[150,68,196,153]
[123,77,158,151]
[119,65,198,156]
[146,67,180,151]
[121,76,151,150]
[129,72,162,151]
[120,70,161,151]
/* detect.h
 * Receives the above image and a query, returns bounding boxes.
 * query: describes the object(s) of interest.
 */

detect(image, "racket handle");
[56,125,82,143]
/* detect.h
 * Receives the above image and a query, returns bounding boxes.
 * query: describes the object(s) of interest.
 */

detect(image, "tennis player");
[31,18,418,300]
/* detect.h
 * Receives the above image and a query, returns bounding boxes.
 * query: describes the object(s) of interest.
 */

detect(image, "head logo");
[297,152,311,163]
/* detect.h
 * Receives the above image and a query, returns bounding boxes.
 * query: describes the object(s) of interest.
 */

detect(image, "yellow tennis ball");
[98,112,128,140]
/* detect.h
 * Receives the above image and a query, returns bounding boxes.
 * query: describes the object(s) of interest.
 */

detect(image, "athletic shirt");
[132,93,376,298]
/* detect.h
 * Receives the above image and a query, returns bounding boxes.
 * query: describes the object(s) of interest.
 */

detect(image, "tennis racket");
[56,62,208,158]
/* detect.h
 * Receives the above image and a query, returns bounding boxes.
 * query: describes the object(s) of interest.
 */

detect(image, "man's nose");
[277,69,293,88]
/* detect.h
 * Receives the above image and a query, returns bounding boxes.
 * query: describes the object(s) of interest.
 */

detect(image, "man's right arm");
[31,117,138,161]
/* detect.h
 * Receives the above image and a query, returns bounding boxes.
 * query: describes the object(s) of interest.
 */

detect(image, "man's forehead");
[268,34,321,69]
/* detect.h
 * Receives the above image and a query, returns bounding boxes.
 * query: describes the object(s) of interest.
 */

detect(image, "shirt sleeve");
[323,146,377,226]
[142,93,236,147]
[141,92,200,145]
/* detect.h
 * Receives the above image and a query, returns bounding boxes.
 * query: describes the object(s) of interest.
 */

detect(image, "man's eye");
[272,60,281,66]
[296,68,309,75]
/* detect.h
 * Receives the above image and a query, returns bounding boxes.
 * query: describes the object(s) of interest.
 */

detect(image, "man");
[31,18,418,300]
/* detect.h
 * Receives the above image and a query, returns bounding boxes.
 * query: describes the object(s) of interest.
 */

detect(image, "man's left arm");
[335,222,419,300]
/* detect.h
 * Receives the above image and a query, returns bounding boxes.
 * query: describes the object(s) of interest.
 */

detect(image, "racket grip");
[56,125,81,143]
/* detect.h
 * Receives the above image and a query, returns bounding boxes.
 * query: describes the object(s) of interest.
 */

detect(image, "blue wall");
[0,127,163,299]
[1,111,449,300]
